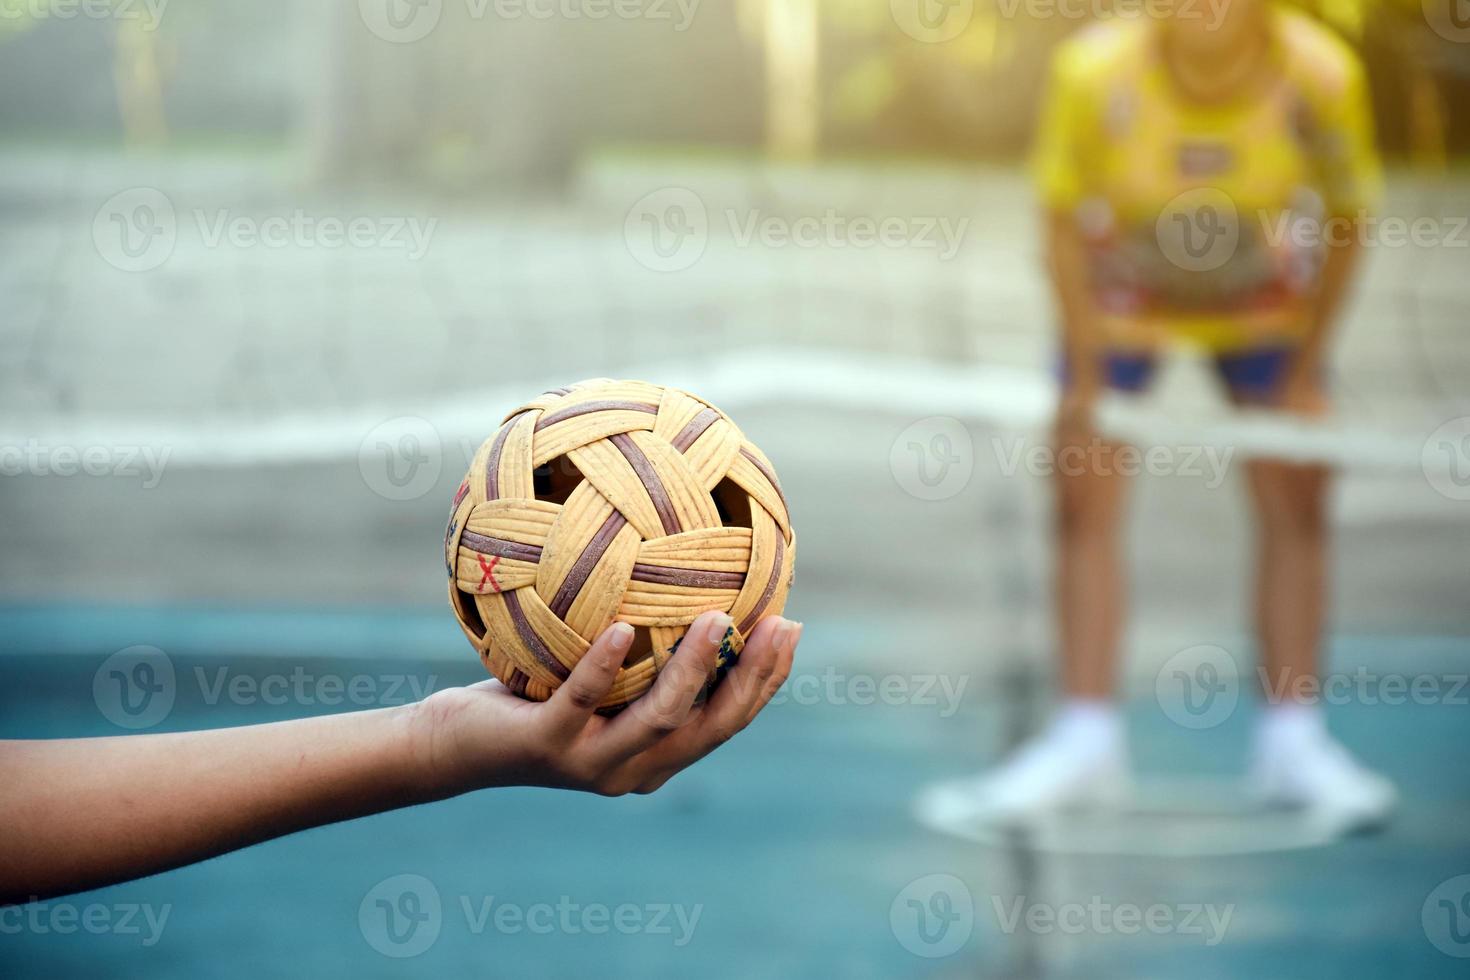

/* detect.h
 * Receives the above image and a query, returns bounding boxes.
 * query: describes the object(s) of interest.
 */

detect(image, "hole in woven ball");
[711,478,752,528]
[533,454,583,505]
[622,626,655,669]
[452,588,486,641]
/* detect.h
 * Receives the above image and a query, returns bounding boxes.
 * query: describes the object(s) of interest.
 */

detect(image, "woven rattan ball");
[444,379,796,709]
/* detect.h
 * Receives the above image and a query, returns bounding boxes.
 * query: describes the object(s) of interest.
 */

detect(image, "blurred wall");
[306,3,764,187]
[0,1,303,137]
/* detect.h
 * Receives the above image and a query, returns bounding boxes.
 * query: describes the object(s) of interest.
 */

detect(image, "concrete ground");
[1,620,1468,979]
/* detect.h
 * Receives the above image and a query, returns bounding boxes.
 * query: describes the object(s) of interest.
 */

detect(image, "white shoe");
[1251,715,1397,836]
[916,703,1131,828]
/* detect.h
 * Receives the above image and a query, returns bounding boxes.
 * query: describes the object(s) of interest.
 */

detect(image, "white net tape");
[3,347,1456,475]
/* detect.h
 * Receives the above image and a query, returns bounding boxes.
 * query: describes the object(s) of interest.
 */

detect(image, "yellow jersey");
[1032,10,1382,352]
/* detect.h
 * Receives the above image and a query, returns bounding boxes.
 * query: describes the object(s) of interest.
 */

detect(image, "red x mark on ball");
[477,554,501,593]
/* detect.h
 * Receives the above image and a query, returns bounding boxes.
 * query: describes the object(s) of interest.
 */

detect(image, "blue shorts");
[1059,346,1301,400]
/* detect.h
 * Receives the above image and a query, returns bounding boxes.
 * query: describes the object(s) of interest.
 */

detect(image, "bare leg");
[1055,425,1132,699]
[915,410,1137,823]
[1241,452,1396,829]
[1244,458,1330,703]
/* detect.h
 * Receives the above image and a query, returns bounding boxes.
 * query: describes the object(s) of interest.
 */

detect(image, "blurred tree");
[0,0,174,145]
[307,6,759,188]
[0,9,40,40]
[1284,0,1448,167]
[113,16,168,145]
[749,0,822,159]
[814,0,1469,161]
[821,0,1047,156]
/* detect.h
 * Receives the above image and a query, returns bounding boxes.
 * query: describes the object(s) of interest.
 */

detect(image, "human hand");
[1055,378,1100,444]
[418,611,801,798]
[1276,368,1330,419]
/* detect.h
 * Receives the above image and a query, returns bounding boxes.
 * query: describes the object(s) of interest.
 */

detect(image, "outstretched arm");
[0,611,800,905]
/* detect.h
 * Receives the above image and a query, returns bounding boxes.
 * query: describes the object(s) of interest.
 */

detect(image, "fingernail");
[706,613,732,644]
[775,619,803,655]
[608,622,634,651]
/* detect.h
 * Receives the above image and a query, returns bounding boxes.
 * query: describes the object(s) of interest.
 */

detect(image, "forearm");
[1045,209,1101,388]
[1296,230,1364,369]
[0,703,442,904]
[0,614,796,906]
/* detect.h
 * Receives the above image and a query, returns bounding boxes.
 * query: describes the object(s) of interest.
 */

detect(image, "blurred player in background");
[927,0,1396,833]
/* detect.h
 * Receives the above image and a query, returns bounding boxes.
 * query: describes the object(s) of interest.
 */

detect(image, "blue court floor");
[2,605,1468,979]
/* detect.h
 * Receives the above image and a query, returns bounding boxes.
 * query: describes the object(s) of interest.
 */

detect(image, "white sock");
[1255,701,1326,762]
[1045,699,1125,756]
[1250,701,1396,827]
